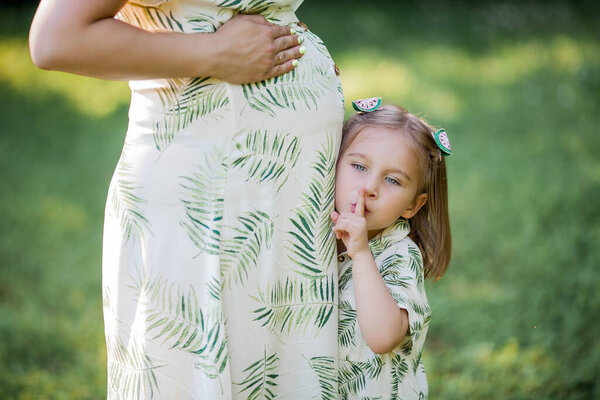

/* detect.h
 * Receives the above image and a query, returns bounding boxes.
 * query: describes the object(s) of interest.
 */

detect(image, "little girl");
[331,99,451,399]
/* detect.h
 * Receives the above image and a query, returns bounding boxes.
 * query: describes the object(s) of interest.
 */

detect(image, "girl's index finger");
[355,188,365,217]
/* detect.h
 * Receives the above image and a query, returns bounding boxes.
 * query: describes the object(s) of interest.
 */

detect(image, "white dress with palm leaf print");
[101,1,344,398]
[337,219,431,400]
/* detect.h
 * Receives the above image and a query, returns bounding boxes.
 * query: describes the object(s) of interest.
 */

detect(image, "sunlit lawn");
[1,1,599,398]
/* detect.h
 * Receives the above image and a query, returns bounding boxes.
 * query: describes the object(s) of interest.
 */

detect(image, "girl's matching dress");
[337,219,431,399]
[102,1,344,398]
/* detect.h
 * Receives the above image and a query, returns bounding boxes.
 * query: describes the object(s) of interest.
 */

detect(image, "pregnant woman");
[30,1,344,398]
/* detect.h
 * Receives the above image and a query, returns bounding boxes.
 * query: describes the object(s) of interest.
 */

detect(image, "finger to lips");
[355,188,365,217]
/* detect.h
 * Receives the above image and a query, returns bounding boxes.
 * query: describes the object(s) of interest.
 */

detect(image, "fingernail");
[299,46,306,55]
[292,59,299,67]
[290,28,297,35]
[297,36,304,44]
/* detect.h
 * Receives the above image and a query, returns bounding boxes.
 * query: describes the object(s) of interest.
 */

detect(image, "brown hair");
[341,105,451,280]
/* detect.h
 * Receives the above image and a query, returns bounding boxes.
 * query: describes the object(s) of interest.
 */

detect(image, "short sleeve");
[376,239,431,355]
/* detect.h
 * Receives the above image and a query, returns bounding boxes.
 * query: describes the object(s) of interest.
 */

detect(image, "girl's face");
[335,127,427,238]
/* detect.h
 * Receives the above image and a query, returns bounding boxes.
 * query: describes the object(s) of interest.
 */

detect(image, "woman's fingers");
[264,59,297,80]
[269,23,294,38]
[274,44,304,65]
[213,15,304,83]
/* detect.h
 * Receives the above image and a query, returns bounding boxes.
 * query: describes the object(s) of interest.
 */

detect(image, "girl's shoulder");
[376,235,421,261]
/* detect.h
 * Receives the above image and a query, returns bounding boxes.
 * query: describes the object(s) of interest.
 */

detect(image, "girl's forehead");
[348,126,406,148]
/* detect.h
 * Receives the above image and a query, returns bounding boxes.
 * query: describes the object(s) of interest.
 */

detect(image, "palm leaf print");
[380,253,411,289]
[301,29,331,60]
[106,335,163,400]
[305,356,337,400]
[179,149,227,255]
[187,11,223,32]
[218,0,275,14]
[111,157,151,244]
[370,236,394,259]
[390,355,410,398]
[155,78,229,152]
[131,272,229,379]
[242,62,334,116]
[407,243,425,288]
[287,134,336,279]
[338,300,356,348]
[412,350,423,374]
[218,0,243,7]
[339,265,353,291]
[231,130,301,193]
[207,276,222,302]
[251,275,336,335]
[235,349,279,400]
[220,210,274,288]
[118,3,183,32]
[338,357,384,397]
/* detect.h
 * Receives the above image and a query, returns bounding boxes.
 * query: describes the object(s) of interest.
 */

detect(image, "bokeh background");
[1,1,599,398]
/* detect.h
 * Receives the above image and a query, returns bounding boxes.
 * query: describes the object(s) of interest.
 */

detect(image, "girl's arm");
[29,0,303,82]
[350,251,409,354]
[331,190,409,354]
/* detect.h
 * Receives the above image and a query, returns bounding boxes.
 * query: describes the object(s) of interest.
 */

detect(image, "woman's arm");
[29,0,303,82]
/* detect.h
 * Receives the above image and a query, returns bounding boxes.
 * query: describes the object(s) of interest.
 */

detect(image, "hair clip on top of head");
[434,129,452,156]
[352,97,382,113]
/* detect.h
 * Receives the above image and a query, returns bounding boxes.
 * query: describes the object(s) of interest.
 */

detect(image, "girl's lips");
[351,203,370,214]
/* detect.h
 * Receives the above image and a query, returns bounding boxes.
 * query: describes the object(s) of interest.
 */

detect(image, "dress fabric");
[101,1,344,398]
[337,219,431,400]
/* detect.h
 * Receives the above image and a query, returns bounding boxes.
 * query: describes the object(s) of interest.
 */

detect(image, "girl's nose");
[363,179,378,199]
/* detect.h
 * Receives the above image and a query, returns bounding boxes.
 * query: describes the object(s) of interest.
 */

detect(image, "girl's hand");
[212,14,305,84]
[331,189,370,259]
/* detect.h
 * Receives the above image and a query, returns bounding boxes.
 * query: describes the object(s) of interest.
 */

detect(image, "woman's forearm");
[29,0,301,82]
[351,251,409,354]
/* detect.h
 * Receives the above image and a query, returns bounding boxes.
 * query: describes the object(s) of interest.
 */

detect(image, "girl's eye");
[386,176,401,185]
[352,163,366,172]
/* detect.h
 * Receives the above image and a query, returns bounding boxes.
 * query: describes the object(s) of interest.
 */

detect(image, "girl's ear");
[401,193,428,219]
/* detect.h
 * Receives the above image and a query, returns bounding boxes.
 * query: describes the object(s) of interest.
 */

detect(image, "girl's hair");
[341,105,451,280]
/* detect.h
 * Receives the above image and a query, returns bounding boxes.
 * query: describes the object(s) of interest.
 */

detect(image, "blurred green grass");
[1,1,599,398]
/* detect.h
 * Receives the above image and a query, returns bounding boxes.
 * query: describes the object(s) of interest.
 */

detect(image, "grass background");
[1,1,599,398]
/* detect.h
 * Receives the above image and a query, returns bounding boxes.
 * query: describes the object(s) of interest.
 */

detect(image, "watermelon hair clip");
[433,129,452,156]
[352,97,382,113]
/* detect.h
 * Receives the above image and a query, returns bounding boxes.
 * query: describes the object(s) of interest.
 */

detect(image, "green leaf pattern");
[251,275,336,335]
[109,152,152,244]
[179,148,227,256]
[306,356,337,400]
[154,78,229,152]
[103,1,345,397]
[231,130,301,193]
[106,334,163,399]
[286,133,337,279]
[235,349,279,400]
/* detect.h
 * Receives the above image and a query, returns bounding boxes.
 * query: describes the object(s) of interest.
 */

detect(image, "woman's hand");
[331,189,370,259]
[212,14,305,84]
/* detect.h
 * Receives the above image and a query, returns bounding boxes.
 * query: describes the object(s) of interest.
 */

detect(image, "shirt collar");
[368,218,411,250]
